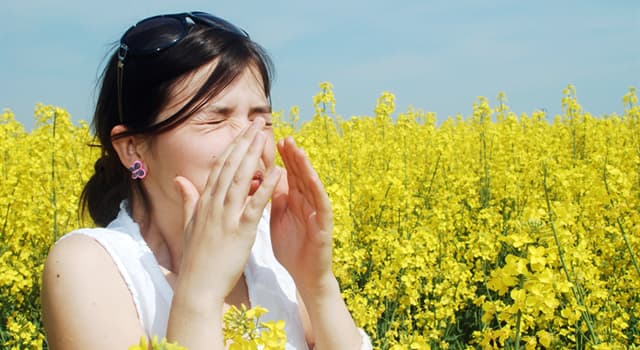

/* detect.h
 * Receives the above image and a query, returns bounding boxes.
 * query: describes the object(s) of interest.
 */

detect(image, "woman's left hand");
[270,136,335,293]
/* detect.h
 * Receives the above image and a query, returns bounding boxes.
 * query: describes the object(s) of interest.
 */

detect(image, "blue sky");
[2,1,639,130]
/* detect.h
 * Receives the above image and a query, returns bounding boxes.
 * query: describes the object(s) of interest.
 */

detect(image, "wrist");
[296,273,341,302]
[167,288,225,348]
[172,276,226,315]
[295,274,362,350]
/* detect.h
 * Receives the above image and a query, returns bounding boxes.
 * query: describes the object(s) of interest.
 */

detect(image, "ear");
[110,125,145,170]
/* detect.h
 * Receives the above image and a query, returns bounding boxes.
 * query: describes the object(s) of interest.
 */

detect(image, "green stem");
[480,117,491,208]
[513,276,524,350]
[542,163,599,345]
[323,112,329,146]
[514,309,522,350]
[1,201,11,243]
[424,152,441,208]
[616,217,640,277]
[602,156,640,278]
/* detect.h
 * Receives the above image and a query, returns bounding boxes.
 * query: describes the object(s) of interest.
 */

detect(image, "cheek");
[153,135,232,193]
[188,139,234,191]
[183,154,215,193]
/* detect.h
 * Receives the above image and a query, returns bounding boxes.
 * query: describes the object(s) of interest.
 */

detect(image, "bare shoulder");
[42,233,145,349]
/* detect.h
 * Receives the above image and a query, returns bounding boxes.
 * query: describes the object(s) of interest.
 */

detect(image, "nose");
[230,115,266,136]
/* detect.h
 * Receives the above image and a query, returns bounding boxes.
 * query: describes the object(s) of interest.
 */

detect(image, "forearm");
[299,275,362,350]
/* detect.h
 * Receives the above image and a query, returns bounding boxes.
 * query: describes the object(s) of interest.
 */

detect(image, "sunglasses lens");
[123,16,186,54]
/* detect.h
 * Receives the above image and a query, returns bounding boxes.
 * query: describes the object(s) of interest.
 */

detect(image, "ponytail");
[81,153,131,227]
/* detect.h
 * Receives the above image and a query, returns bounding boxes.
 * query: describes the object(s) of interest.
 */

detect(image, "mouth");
[248,171,263,196]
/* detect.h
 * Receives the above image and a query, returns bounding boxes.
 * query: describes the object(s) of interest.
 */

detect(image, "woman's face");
[141,61,275,207]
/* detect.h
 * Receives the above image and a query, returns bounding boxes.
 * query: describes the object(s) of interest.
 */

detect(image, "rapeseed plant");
[1,85,639,349]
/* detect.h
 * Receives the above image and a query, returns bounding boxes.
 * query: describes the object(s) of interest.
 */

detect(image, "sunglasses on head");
[116,11,249,123]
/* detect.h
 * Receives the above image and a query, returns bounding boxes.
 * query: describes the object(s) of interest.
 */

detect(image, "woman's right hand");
[172,118,281,307]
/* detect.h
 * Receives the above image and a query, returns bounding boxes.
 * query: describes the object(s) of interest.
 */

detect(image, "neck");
[130,196,184,273]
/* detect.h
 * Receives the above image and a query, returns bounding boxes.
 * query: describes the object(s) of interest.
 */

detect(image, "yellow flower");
[3,84,640,349]
[537,330,553,348]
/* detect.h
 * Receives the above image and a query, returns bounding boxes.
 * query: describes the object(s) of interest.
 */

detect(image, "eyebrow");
[250,105,272,114]
[207,105,272,115]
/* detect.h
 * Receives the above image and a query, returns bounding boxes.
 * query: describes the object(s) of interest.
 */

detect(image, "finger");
[203,123,255,193]
[241,166,282,229]
[283,137,316,199]
[174,176,200,230]
[278,138,330,232]
[278,137,318,222]
[205,119,265,207]
[270,166,288,219]
[291,146,333,223]
[290,142,312,193]
[279,137,304,193]
[221,130,267,212]
[199,129,247,206]
[276,138,290,175]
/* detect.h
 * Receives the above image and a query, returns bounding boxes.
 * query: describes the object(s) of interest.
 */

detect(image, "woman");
[41,11,371,350]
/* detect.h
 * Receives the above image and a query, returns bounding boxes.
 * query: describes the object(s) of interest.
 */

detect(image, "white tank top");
[61,201,309,349]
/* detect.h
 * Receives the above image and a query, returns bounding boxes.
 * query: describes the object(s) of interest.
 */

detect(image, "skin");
[41,59,362,349]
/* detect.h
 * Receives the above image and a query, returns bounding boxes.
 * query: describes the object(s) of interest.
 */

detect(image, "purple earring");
[129,160,147,180]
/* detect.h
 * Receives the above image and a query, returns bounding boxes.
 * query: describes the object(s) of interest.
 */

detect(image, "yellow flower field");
[1,84,639,349]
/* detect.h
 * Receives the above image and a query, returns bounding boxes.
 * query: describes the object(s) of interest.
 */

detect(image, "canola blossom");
[1,84,639,349]
[127,305,286,350]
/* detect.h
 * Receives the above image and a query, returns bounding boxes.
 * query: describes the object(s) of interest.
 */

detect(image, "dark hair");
[81,14,274,227]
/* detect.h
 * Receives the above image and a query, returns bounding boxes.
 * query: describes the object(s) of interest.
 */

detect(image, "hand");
[173,119,282,305]
[270,136,335,293]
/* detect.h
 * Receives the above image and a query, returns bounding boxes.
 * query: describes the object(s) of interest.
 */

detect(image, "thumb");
[174,176,199,230]
[270,167,289,219]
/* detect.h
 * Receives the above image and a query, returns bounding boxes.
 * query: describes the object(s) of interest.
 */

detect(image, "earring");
[129,160,147,180]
